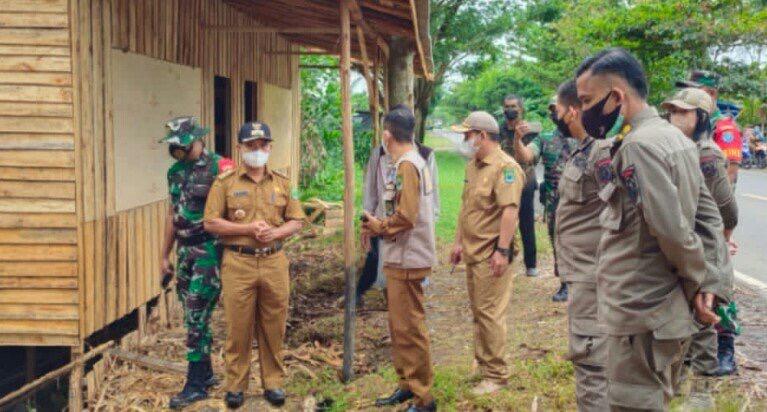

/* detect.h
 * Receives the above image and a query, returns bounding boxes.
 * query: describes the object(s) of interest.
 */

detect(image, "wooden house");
[0,0,431,408]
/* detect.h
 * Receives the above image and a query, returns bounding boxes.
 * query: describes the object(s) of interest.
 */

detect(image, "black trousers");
[519,178,538,270]
[356,236,380,299]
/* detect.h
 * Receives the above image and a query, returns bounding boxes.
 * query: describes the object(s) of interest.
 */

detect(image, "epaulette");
[272,169,289,180]
[217,169,235,180]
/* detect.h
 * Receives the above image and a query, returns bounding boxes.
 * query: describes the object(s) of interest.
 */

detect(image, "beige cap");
[661,87,715,114]
[451,111,500,134]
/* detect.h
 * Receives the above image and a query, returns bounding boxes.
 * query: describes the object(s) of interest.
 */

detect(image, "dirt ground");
[94,236,767,411]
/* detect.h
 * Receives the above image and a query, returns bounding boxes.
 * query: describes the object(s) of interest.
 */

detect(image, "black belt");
[177,234,213,247]
[225,242,282,257]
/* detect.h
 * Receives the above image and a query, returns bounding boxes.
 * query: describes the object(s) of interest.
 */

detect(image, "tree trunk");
[414,76,436,143]
[387,36,414,109]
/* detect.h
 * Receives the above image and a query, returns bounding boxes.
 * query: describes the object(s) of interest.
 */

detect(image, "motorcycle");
[755,142,767,169]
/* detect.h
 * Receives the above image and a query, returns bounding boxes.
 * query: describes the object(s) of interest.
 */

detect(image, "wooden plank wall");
[0,0,79,346]
[71,0,298,339]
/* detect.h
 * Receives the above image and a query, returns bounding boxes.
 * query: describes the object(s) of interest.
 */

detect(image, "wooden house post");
[387,36,414,109]
[339,0,357,383]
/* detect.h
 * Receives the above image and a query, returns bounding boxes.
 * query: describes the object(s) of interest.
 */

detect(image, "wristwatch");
[495,247,511,257]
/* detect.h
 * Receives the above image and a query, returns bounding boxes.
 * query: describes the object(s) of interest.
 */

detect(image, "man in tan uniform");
[450,111,524,396]
[552,79,611,411]
[362,105,437,412]
[575,48,720,411]
[203,122,305,409]
[662,88,738,380]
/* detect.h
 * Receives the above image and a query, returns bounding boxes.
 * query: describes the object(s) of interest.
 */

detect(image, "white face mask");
[242,150,269,168]
[459,137,479,158]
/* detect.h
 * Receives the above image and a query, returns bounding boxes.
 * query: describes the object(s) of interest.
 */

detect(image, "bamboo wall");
[0,0,79,346]
[0,0,299,346]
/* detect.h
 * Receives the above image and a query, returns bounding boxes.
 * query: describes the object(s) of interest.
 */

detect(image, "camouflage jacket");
[167,150,234,239]
[532,131,576,212]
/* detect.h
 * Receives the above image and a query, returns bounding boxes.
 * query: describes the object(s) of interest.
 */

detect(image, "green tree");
[414,0,514,141]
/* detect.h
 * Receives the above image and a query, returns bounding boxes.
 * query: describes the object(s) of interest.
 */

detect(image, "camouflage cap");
[661,87,715,114]
[675,69,720,89]
[159,116,209,145]
[451,111,500,134]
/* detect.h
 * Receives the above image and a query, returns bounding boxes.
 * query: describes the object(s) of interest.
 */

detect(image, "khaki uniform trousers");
[567,282,608,412]
[607,332,688,412]
[466,259,513,384]
[221,249,290,392]
[672,323,717,394]
[384,267,434,406]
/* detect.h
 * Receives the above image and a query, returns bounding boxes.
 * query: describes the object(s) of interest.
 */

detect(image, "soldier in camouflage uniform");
[512,98,576,302]
[159,116,234,409]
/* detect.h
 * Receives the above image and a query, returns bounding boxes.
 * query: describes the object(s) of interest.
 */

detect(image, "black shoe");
[225,391,244,409]
[714,334,738,376]
[264,389,286,407]
[201,356,219,388]
[375,388,414,407]
[552,282,568,302]
[406,401,437,412]
[169,361,208,409]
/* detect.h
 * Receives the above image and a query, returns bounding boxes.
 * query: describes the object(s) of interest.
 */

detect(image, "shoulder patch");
[722,131,735,143]
[700,155,718,178]
[620,165,640,204]
[217,169,235,180]
[503,167,516,184]
[595,158,613,184]
[218,157,235,173]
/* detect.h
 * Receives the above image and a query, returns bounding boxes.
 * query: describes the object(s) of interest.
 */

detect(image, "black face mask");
[551,111,571,137]
[169,144,192,161]
[504,108,519,121]
[581,91,622,139]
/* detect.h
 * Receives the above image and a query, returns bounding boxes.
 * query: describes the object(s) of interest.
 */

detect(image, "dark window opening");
[214,76,232,158]
[244,80,258,124]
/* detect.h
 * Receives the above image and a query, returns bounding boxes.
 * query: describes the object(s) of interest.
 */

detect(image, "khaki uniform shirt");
[203,166,306,248]
[555,137,613,283]
[459,146,525,264]
[695,139,737,301]
[698,139,738,230]
[598,107,707,337]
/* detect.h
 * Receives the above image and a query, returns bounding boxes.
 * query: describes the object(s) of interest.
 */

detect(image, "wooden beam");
[339,0,357,384]
[204,25,340,34]
[108,348,186,375]
[267,50,337,56]
[408,0,433,81]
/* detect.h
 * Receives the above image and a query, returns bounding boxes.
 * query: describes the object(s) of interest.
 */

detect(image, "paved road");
[732,168,767,284]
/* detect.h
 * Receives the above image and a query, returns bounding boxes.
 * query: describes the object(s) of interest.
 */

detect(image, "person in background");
[513,97,577,301]
[358,107,440,308]
[553,79,612,411]
[677,70,742,187]
[159,116,234,409]
[500,95,539,277]
[663,88,740,378]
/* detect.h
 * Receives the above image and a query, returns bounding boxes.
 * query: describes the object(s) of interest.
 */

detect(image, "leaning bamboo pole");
[339,0,357,383]
[0,341,115,410]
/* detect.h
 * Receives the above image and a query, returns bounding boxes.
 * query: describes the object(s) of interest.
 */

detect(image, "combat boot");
[551,282,568,302]
[169,361,208,409]
[714,333,737,376]
[200,355,219,388]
